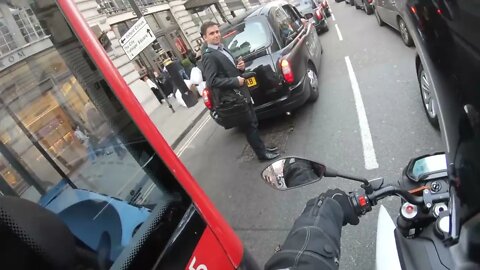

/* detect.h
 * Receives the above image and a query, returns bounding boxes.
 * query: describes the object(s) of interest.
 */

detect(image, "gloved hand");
[314,188,359,226]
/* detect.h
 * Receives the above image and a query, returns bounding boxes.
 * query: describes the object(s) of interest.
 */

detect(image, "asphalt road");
[175,3,444,269]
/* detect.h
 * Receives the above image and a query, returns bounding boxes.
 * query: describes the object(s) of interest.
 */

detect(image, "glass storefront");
[0,0,190,267]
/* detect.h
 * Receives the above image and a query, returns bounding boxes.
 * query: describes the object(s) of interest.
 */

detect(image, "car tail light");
[315,9,323,20]
[202,88,213,110]
[410,6,417,14]
[281,59,294,84]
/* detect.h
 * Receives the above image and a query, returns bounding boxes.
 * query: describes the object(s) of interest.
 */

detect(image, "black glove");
[315,188,359,226]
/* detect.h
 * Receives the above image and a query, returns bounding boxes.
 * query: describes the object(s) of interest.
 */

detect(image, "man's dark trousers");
[239,103,266,157]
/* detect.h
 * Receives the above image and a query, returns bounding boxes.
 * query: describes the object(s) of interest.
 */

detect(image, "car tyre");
[375,9,385,26]
[417,63,439,129]
[355,1,361,9]
[350,0,354,6]
[323,23,329,32]
[307,65,319,102]
[398,17,414,47]
[364,1,374,14]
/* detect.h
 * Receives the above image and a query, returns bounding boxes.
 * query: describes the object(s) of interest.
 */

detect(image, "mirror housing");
[261,157,326,190]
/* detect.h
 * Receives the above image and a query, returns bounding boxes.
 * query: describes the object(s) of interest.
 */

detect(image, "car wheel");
[398,17,414,47]
[418,63,439,129]
[323,22,329,32]
[375,9,385,26]
[307,65,319,102]
[364,2,374,14]
[355,1,361,9]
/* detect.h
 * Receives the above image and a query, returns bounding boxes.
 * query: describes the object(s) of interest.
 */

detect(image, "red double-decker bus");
[0,1,256,269]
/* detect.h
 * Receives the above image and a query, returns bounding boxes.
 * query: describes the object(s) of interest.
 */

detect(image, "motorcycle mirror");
[261,157,326,190]
[406,153,447,182]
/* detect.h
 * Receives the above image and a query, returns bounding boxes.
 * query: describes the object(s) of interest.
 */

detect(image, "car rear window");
[222,21,270,59]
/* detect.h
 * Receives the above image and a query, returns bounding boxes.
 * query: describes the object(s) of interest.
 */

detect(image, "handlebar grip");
[349,190,372,217]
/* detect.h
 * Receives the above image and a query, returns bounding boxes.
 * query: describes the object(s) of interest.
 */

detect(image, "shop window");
[11,6,45,43]
[0,12,17,55]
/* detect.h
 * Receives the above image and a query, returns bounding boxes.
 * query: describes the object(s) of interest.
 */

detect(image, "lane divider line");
[344,56,379,170]
[332,14,336,21]
[176,115,210,157]
[335,24,343,41]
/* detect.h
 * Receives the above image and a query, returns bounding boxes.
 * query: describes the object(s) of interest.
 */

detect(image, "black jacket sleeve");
[203,52,240,90]
[264,198,343,270]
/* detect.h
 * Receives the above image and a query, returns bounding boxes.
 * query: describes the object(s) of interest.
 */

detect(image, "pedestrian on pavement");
[142,75,164,104]
[159,65,175,97]
[200,21,279,161]
[84,101,127,159]
[180,56,194,78]
[187,49,197,66]
[172,58,189,80]
[73,125,96,162]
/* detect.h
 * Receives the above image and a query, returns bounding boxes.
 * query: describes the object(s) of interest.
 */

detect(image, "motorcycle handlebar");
[368,185,449,205]
[369,185,423,205]
[349,184,450,217]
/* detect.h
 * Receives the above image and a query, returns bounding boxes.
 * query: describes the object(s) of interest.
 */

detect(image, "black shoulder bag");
[206,51,252,129]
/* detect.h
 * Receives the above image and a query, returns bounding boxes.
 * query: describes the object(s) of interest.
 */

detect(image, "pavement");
[148,94,208,149]
[172,3,445,270]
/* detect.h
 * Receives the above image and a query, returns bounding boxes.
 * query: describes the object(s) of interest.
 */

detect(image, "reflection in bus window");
[0,0,190,266]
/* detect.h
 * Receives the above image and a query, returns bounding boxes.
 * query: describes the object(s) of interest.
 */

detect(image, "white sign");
[119,17,156,60]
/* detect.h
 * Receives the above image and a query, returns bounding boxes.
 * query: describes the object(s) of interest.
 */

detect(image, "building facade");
[70,0,269,118]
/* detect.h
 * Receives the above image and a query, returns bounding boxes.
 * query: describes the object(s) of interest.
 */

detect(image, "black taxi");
[219,1,323,119]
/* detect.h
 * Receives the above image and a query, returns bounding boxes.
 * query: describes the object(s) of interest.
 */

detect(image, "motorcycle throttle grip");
[349,190,372,217]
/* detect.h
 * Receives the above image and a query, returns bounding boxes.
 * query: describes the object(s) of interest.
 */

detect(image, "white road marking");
[335,24,343,41]
[176,115,210,157]
[140,114,211,203]
[344,56,379,170]
[332,14,336,21]
[140,183,155,203]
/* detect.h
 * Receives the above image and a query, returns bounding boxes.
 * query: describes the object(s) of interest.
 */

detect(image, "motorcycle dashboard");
[407,154,448,182]
[400,153,449,194]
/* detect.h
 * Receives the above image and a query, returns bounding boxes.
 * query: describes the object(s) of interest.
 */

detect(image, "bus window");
[0,0,190,267]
